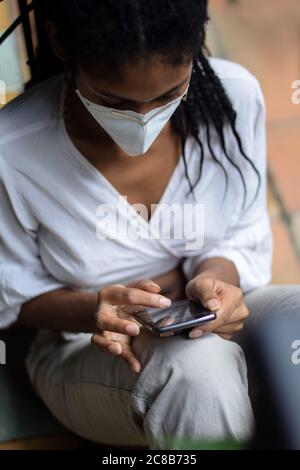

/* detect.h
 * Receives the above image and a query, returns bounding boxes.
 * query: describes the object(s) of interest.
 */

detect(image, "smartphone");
[132,299,217,336]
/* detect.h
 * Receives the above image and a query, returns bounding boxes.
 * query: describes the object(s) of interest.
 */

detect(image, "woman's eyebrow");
[90,74,191,102]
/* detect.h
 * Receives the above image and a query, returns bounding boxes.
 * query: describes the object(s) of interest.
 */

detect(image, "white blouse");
[0,58,273,330]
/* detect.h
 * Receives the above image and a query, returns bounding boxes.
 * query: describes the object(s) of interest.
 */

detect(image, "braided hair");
[44,0,260,210]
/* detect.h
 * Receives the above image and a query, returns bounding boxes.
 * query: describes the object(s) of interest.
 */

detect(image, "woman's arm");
[193,257,240,287]
[10,261,237,336]
[182,78,272,294]
[12,269,184,334]
[11,289,98,333]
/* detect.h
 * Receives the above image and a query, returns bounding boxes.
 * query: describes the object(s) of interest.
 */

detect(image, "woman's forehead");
[77,59,192,103]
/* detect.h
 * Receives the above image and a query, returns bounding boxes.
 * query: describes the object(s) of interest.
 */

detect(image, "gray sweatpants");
[25,285,300,449]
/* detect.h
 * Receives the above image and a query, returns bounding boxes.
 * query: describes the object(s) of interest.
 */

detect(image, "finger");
[189,327,205,339]
[126,278,161,293]
[189,319,240,339]
[198,291,243,333]
[97,310,141,336]
[218,333,232,340]
[214,304,249,332]
[117,310,147,331]
[100,285,171,309]
[159,331,175,337]
[214,320,245,334]
[91,334,122,355]
[92,335,141,372]
[120,344,142,373]
[118,304,149,315]
[191,309,226,335]
[187,278,221,311]
[208,303,248,334]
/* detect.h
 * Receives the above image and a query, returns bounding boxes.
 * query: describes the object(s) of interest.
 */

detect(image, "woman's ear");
[45,20,66,62]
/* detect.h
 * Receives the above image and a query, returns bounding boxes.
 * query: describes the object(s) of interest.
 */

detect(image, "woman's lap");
[26,330,149,446]
[25,284,300,448]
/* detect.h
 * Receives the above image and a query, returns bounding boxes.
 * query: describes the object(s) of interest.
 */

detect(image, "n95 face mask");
[75,85,189,157]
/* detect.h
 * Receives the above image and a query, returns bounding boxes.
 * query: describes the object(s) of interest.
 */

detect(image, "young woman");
[0,0,299,450]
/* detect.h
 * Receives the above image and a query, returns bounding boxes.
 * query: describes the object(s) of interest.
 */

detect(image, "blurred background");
[208,0,300,286]
[1,0,300,284]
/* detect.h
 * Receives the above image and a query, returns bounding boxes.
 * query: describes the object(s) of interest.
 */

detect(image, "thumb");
[126,278,161,293]
[188,279,221,311]
[201,292,221,311]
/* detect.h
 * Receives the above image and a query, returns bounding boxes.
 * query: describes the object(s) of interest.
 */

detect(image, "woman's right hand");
[91,279,171,373]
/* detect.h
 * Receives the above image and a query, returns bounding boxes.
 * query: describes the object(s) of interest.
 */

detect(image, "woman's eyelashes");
[159,90,184,102]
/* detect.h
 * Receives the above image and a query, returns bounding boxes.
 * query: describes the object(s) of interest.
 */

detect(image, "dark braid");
[198,56,261,207]
[42,0,261,211]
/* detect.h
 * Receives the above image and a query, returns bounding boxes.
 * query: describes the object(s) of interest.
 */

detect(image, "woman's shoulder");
[208,57,265,108]
[0,73,64,178]
[0,73,63,147]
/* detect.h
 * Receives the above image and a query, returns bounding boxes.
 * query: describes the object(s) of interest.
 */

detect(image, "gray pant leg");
[130,329,254,449]
[26,327,254,450]
[243,284,300,330]
[26,331,150,447]
[236,284,300,447]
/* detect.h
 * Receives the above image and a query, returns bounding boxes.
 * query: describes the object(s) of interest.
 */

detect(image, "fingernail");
[159,297,171,307]
[207,299,220,310]
[131,364,141,373]
[160,332,175,337]
[108,344,120,354]
[149,282,160,289]
[125,324,140,335]
[189,329,204,339]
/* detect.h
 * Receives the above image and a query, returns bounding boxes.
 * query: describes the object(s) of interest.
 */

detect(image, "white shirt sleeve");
[0,158,68,328]
[182,80,273,293]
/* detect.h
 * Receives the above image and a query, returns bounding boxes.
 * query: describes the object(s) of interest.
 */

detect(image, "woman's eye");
[157,91,183,103]
[96,90,184,108]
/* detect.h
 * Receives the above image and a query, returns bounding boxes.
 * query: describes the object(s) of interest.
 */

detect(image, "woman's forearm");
[193,257,240,287]
[13,267,186,333]
[13,288,98,333]
[11,259,238,333]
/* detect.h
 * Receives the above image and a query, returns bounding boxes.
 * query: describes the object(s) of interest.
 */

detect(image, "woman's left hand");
[185,275,249,340]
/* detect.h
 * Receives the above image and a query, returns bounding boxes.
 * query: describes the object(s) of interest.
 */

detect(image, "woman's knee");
[244,285,300,328]
[132,331,249,401]
[175,333,248,389]
[130,332,254,444]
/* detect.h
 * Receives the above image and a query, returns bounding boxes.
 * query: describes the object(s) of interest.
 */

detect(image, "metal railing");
[0,0,61,87]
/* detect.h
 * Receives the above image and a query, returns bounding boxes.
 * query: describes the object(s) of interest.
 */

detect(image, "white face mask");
[75,85,189,157]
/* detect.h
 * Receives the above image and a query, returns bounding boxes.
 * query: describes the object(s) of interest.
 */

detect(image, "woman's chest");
[34,178,230,290]
[77,126,182,220]
[27,132,235,289]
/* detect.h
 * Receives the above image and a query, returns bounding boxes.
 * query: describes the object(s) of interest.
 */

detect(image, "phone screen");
[133,299,216,335]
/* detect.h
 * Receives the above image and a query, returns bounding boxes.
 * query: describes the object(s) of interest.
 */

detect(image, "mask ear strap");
[60,62,74,120]
[182,84,190,102]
